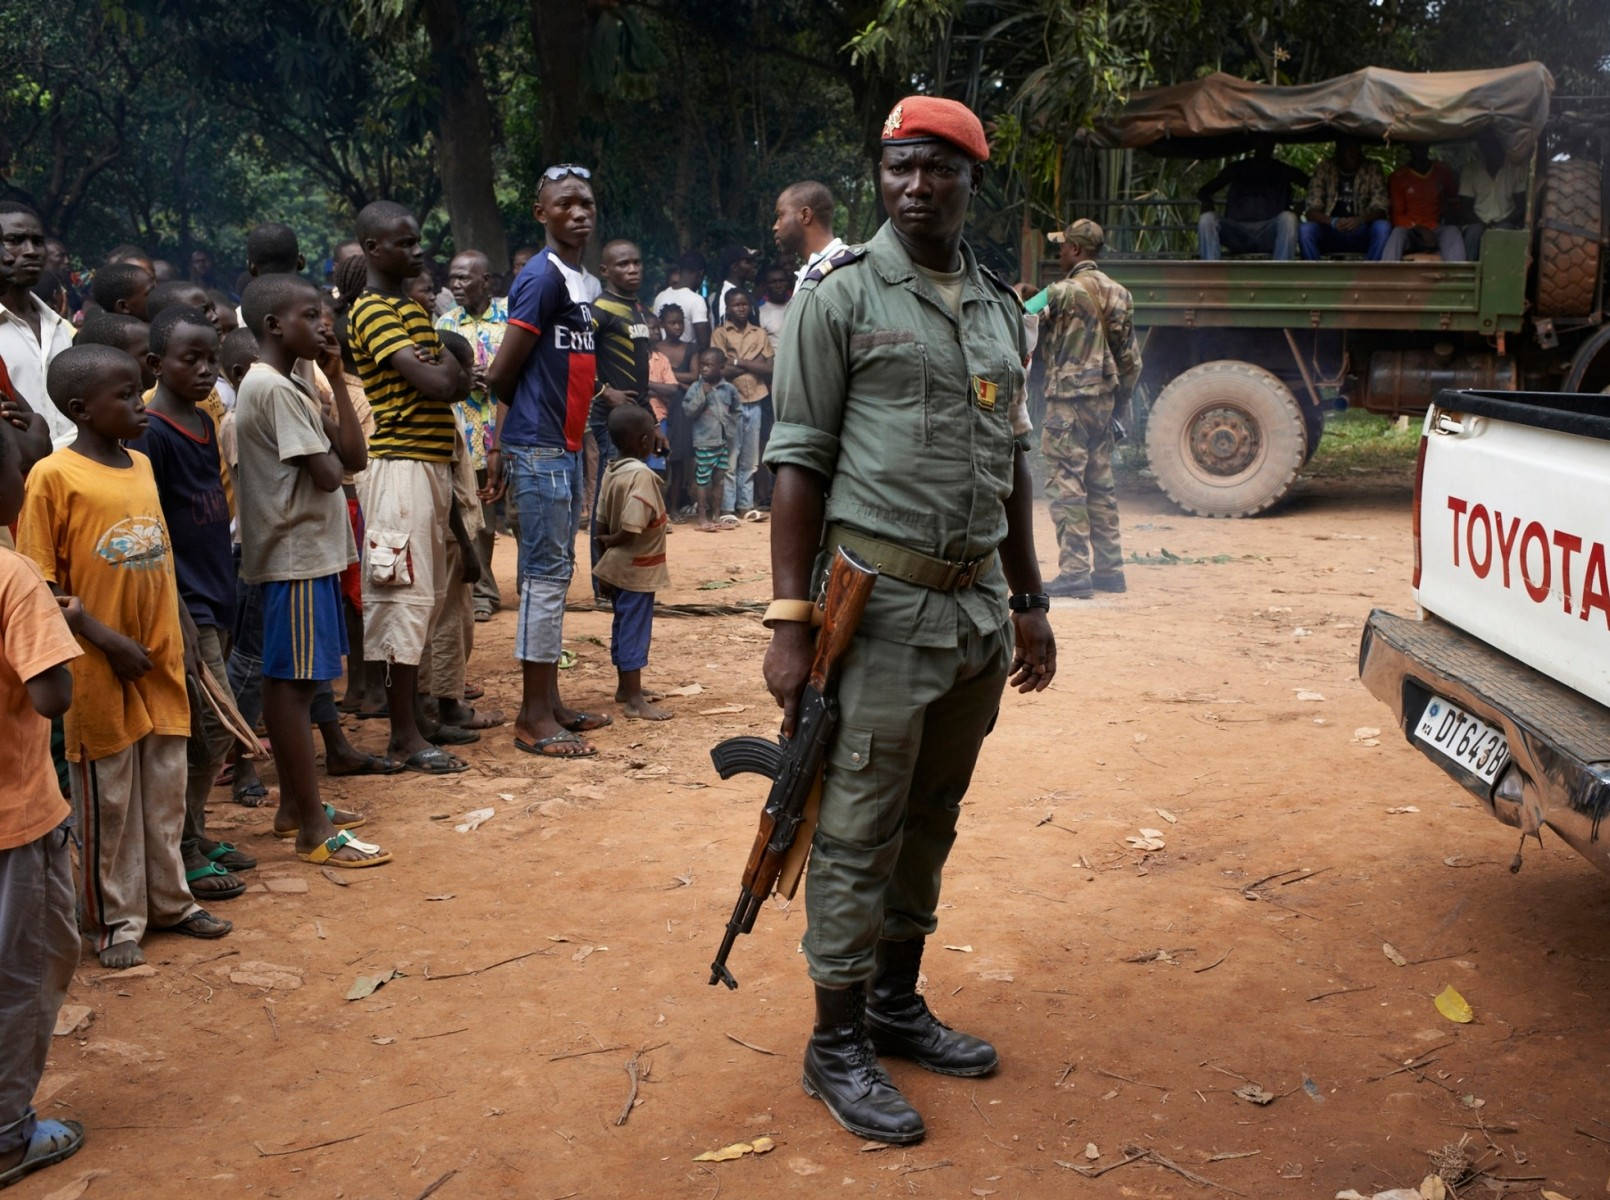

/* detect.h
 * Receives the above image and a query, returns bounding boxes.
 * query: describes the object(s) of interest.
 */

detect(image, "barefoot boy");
[0,420,88,1190]
[16,344,232,967]
[234,275,390,869]
[681,348,739,532]
[129,306,256,902]
[593,404,672,720]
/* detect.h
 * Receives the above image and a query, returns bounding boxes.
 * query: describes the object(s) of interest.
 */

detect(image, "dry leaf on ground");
[693,1136,775,1162]
[1434,984,1474,1023]
[1383,942,1408,966]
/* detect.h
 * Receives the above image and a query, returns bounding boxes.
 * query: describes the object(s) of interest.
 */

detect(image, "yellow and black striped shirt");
[348,292,454,461]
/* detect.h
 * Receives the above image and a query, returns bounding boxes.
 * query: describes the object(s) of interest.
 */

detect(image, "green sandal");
[185,862,246,900]
[205,841,257,872]
[273,802,366,839]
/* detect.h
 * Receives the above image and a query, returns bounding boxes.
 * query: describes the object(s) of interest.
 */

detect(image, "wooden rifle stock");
[708,547,877,988]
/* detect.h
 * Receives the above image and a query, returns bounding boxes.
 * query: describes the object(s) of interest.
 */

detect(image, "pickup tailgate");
[1416,390,1610,710]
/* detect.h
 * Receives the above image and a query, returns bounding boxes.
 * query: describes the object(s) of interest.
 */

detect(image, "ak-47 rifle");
[707,547,878,989]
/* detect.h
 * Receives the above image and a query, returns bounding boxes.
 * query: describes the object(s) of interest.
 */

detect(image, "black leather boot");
[866,937,999,1077]
[802,983,926,1144]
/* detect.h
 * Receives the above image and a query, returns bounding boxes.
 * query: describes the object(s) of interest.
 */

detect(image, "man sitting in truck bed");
[1458,128,1527,260]
[1299,138,1391,261]
[1381,144,1465,262]
[1195,136,1308,261]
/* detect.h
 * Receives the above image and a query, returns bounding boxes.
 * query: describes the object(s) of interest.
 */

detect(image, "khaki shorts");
[358,457,452,667]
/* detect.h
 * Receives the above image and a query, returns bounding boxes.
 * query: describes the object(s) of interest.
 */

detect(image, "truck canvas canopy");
[1084,62,1555,163]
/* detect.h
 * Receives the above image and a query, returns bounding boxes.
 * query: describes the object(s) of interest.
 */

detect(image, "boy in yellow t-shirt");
[16,344,233,968]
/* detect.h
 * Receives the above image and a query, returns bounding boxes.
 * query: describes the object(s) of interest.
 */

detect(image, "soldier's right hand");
[763,622,814,738]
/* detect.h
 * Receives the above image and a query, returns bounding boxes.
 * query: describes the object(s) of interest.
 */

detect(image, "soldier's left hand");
[1009,610,1056,693]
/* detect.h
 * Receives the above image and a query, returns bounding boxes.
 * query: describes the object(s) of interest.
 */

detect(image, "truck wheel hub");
[1189,406,1260,477]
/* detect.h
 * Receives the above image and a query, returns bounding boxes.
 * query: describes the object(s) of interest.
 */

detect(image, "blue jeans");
[1197,211,1298,260]
[507,445,582,664]
[721,401,763,514]
[1299,218,1391,261]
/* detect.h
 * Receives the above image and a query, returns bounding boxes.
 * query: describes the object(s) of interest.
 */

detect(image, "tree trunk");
[531,0,591,164]
[422,0,508,272]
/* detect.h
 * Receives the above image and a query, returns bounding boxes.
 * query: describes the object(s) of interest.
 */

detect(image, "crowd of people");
[1,155,1010,1181]
[1195,131,1528,262]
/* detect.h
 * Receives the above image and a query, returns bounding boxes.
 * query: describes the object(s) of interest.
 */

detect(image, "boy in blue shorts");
[681,348,739,532]
[593,404,672,720]
[234,275,390,869]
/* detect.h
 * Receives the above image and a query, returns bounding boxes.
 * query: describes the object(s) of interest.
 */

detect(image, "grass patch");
[1307,410,1419,476]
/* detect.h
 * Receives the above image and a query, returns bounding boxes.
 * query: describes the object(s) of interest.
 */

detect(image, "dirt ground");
[21,456,1610,1200]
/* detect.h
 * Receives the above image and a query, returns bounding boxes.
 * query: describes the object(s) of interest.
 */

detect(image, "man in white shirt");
[0,203,76,451]
[774,180,846,288]
[650,252,710,349]
[1459,130,1528,260]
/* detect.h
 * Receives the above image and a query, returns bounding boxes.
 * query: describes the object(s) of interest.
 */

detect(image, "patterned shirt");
[436,298,507,470]
[348,291,454,462]
[1038,261,1142,401]
[1305,158,1390,222]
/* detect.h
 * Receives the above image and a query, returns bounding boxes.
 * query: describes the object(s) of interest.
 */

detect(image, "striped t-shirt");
[347,291,455,461]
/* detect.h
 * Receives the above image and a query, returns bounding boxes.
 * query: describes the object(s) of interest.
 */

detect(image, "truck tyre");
[1535,159,1602,318]
[1145,360,1307,518]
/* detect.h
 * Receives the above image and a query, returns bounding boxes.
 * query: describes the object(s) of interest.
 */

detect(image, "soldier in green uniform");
[1039,219,1142,598]
[761,95,1057,1145]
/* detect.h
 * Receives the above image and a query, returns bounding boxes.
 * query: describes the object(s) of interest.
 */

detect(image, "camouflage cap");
[1047,219,1104,250]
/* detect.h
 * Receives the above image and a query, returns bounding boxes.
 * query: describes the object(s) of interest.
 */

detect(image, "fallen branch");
[969,1089,993,1126]
[1054,1149,1148,1178]
[412,1170,457,1200]
[410,1027,470,1041]
[724,1033,778,1056]
[1279,868,1331,886]
[1094,1067,1169,1092]
[1307,984,1376,1002]
[547,1044,626,1062]
[899,1160,954,1175]
[1194,948,1232,974]
[1240,868,1305,897]
[425,948,551,981]
[253,1132,365,1158]
[614,1044,665,1127]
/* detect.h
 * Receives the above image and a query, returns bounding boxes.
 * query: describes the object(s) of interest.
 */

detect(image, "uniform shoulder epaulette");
[978,264,1023,309]
[802,245,868,285]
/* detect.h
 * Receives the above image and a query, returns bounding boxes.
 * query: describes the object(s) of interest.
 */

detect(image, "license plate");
[1413,696,1510,785]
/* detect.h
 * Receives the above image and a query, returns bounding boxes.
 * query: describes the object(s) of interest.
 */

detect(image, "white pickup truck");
[1359,389,1610,873]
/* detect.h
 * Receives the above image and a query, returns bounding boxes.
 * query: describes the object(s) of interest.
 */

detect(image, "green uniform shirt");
[765,221,1026,649]
[1039,261,1142,400]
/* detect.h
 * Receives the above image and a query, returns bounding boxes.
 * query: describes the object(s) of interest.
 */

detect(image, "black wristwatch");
[1009,592,1050,613]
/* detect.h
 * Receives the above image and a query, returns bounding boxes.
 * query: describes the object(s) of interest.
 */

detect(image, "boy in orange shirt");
[16,344,232,968]
[0,421,90,1189]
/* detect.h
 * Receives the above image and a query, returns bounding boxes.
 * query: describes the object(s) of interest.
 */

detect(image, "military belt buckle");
[947,557,985,590]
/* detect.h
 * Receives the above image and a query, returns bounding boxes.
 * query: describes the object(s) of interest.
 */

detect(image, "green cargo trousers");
[1042,392,1123,578]
[803,619,1011,987]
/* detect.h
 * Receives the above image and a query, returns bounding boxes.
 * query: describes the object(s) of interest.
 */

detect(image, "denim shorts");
[507,445,582,663]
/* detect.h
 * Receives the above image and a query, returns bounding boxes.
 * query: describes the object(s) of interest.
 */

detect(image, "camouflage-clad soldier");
[1039,218,1141,598]
[762,95,1056,1145]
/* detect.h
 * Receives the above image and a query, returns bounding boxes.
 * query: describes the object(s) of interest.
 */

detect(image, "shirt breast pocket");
[850,331,931,447]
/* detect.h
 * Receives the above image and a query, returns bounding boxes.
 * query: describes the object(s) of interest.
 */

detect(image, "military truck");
[1073,63,1606,517]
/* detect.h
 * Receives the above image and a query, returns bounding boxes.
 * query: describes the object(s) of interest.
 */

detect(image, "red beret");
[880,96,989,162]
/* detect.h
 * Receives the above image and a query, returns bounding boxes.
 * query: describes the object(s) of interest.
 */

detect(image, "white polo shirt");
[0,293,76,450]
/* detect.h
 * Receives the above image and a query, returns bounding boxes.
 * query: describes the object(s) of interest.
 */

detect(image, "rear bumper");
[1359,609,1610,873]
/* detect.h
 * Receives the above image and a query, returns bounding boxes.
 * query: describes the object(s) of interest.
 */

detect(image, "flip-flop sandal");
[327,753,406,777]
[298,829,393,869]
[402,746,469,775]
[558,649,578,670]
[273,802,367,839]
[185,862,246,900]
[427,724,481,746]
[232,780,275,808]
[474,608,494,623]
[514,730,598,759]
[205,841,257,871]
[0,1119,85,1189]
[717,514,739,528]
[743,510,769,522]
[452,707,506,730]
[465,682,485,701]
[161,909,233,939]
[561,711,613,733]
[215,762,236,788]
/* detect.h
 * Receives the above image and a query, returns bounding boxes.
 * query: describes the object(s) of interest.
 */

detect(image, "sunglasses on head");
[541,164,592,182]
